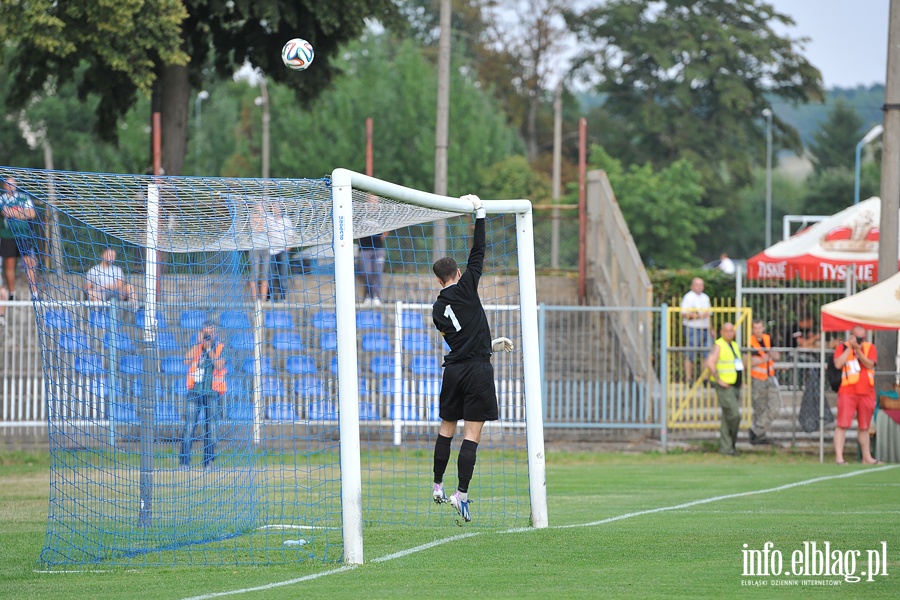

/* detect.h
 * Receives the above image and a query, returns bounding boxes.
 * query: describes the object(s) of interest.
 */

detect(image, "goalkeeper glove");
[491,337,514,353]
[461,194,486,219]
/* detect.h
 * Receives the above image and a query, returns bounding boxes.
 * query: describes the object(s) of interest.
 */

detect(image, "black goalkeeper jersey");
[432,218,493,365]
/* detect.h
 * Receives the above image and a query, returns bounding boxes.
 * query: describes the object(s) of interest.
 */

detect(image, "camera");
[856,335,865,344]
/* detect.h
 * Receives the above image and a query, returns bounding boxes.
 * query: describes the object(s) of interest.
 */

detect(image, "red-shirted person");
[832,326,880,465]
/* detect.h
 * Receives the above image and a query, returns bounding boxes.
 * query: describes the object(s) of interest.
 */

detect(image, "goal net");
[0,166,546,568]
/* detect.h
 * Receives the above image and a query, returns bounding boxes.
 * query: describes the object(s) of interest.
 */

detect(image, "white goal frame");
[331,168,548,564]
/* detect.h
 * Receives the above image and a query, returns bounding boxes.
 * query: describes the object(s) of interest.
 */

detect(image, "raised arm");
[461,195,486,285]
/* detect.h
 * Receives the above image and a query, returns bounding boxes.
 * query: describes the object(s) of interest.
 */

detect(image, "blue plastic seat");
[110,402,138,424]
[319,331,338,351]
[60,333,91,352]
[389,401,418,421]
[157,331,180,352]
[400,312,426,330]
[89,309,112,330]
[418,378,442,397]
[227,402,254,422]
[104,332,135,353]
[265,310,294,330]
[272,331,304,352]
[135,309,167,330]
[75,354,104,375]
[285,355,316,375]
[225,376,248,399]
[311,311,336,330]
[260,377,285,399]
[356,310,383,330]
[120,355,143,375]
[295,376,325,400]
[267,402,297,421]
[228,331,255,351]
[330,355,340,375]
[45,309,74,331]
[307,400,337,420]
[359,402,380,421]
[242,357,276,375]
[369,354,395,376]
[380,377,407,397]
[180,310,207,330]
[411,355,442,377]
[362,332,391,352]
[220,310,251,329]
[161,356,187,375]
[155,402,181,423]
[402,332,432,352]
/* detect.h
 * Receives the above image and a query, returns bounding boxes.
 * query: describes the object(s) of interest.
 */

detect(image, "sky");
[770,0,889,88]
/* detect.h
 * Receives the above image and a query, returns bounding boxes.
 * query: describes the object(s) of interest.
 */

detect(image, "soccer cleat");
[449,491,470,522]
[432,483,447,504]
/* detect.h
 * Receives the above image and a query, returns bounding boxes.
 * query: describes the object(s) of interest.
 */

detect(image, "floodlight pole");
[762,109,773,248]
[194,90,209,172]
[854,124,883,205]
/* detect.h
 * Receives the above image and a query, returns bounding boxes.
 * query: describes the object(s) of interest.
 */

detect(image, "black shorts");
[439,360,498,422]
[0,238,18,259]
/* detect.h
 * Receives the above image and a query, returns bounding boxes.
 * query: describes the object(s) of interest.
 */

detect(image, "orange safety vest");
[186,342,227,394]
[749,334,775,380]
[839,342,875,388]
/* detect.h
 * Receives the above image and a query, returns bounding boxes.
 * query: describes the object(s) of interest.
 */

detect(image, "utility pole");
[432,0,451,261]
[551,82,562,269]
[876,0,900,390]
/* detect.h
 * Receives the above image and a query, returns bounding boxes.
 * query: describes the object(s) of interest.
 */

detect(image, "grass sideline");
[1,449,897,599]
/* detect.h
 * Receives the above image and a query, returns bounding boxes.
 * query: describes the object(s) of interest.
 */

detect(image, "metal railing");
[1,302,669,445]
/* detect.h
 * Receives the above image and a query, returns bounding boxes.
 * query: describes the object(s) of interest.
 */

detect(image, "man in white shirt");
[718,253,735,275]
[681,277,711,384]
[85,248,134,301]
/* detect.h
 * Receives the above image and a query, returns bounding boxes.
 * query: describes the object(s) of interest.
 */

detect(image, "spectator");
[718,253,735,275]
[85,248,135,302]
[358,195,388,307]
[749,319,780,445]
[705,322,744,456]
[833,326,880,465]
[787,315,820,349]
[790,314,835,433]
[267,202,296,303]
[0,177,40,299]
[681,277,711,384]
[248,203,276,301]
[180,324,227,470]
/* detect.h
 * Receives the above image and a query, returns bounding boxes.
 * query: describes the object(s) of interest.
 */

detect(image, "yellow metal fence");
[666,302,753,430]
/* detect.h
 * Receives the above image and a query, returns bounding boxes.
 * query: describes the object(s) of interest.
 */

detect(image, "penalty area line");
[557,463,899,529]
[181,464,896,599]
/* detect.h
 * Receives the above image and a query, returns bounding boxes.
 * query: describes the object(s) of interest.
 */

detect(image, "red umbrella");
[746,197,893,282]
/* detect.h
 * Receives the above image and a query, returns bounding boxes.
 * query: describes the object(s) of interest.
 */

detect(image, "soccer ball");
[281,38,314,71]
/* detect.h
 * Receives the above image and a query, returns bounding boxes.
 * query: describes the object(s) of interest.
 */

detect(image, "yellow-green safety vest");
[715,338,742,385]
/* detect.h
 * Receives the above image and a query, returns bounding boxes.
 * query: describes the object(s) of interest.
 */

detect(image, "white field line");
[172,463,890,599]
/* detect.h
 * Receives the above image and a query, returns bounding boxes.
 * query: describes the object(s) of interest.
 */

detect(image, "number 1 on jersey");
[444,304,462,332]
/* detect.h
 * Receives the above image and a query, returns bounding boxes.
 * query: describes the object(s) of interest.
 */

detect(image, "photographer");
[832,326,879,465]
[179,324,227,470]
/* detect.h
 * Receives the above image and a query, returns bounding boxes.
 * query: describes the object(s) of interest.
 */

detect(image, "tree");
[581,146,716,268]
[1,1,401,175]
[564,0,823,194]
[801,163,880,217]
[807,98,864,173]
[480,0,571,161]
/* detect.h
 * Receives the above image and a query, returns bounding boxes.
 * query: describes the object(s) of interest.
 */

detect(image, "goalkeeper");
[430,195,514,523]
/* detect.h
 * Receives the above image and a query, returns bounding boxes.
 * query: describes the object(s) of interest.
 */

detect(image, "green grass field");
[1,449,897,599]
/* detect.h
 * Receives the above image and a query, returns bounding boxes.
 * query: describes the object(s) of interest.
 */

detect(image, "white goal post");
[331,168,548,564]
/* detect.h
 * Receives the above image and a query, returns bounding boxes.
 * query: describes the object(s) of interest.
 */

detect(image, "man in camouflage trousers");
[749,319,781,445]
